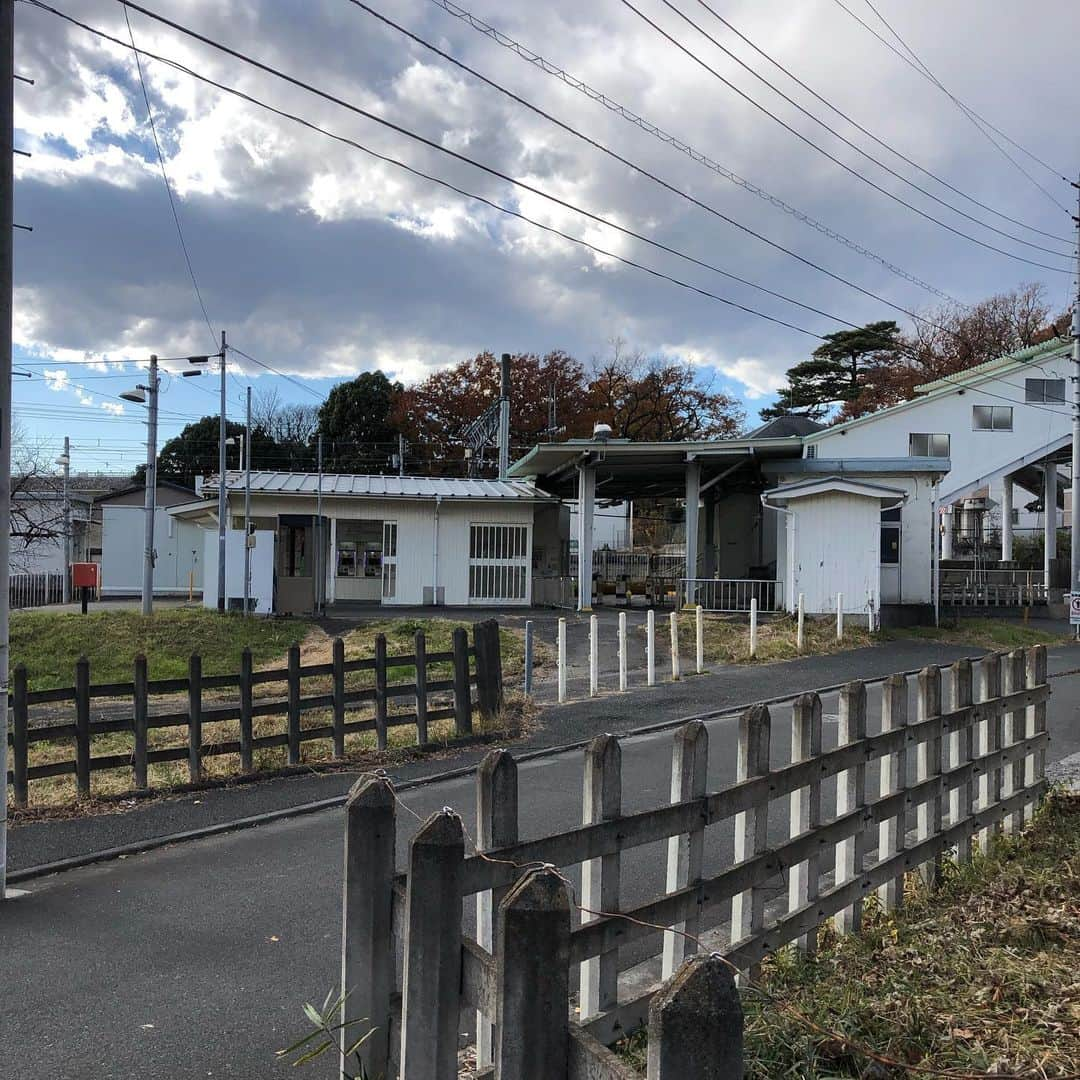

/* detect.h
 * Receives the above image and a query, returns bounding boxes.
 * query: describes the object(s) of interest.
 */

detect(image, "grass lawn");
[886,616,1070,652]
[616,793,1080,1077]
[11,610,538,812]
[11,607,310,690]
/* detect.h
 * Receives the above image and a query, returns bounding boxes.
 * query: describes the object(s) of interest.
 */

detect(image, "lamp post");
[121,357,160,617]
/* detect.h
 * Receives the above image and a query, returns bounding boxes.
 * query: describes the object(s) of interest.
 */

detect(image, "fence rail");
[680,577,784,613]
[939,569,1047,607]
[9,571,67,609]
[5,620,504,804]
[592,551,684,583]
[341,646,1050,1079]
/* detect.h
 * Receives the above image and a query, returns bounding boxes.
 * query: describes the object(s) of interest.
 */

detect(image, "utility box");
[71,563,100,589]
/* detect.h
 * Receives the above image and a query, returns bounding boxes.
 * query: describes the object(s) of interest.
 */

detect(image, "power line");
[227,345,326,401]
[122,3,219,352]
[618,0,1072,270]
[686,0,1071,237]
[849,0,1072,214]
[425,0,963,308]
[25,0,829,341]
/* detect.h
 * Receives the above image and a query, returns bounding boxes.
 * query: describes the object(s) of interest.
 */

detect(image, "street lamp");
[225,433,245,471]
[121,357,160,617]
[190,333,227,613]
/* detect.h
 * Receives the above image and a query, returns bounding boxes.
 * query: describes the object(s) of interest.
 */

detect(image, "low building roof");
[200,471,555,501]
[762,476,908,506]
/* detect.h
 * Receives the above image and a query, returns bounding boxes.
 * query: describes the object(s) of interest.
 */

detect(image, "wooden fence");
[341,647,1050,1079]
[6,620,504,804]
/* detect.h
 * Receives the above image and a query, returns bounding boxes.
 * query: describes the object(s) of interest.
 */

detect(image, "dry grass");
[886,617,1069,652]
[668,611,875,666]
[13,617,536,812]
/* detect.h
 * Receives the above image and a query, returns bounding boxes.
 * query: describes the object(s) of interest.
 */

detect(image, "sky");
[10,0,1080,475]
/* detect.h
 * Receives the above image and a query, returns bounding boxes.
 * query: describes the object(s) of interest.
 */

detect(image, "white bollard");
[836,593,844,641]
[695,604,704,674]
[618,611,628,692]
[647,609,656,686]
[749,597,758,658]
[670,610,681,680]
[557,617,567,703]
[796,592,805,653]
[589,614,599,697]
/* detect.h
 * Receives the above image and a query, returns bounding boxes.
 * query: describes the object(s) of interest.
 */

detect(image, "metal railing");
[9,572,67,610]
[939,569,1047,608]
[681,577,784,612]
[592,551,685,583]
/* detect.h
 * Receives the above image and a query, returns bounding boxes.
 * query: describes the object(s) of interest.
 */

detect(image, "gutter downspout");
[931,483,940,628]
[432,495,442,605]
[761,493,796,614]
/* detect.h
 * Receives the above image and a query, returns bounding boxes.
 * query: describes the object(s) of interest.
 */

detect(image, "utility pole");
[1071,173,1080,639]
[60,435,70,604]
[498,352,511,480]
[243,385,251,617]
[1,0,16,900]
[217,330,227,613]
[140,356,159,617]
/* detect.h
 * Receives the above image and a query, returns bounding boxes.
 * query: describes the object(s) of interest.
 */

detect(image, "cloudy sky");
[11,0,1080,472]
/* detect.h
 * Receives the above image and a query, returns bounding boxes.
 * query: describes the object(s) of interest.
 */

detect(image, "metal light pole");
[122,356,159,617]
[58,436,70,604]
[243,386,252,616]
[1071,174,1080,638]
[217,330,227,613]
[1,0,15,900]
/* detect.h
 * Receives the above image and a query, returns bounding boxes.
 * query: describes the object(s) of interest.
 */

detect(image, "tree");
[761,321,903,420]
[252,388,320,469]
[9,421,66,570]
[145,416,278,488]
[394,351,593,476]
[317,371,403,473]
[589,341,745,440]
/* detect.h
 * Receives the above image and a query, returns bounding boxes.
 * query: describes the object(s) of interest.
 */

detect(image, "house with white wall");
[168,472,562,615]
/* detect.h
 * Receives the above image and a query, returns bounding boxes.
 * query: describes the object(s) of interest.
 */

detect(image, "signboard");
[1070,592,1080,626]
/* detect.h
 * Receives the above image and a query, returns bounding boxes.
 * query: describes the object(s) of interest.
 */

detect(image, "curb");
[7,655,985,886]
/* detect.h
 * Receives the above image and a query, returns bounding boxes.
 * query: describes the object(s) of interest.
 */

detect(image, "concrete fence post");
[474,619,504,724]
[916,665,943,889]
[580,734,622,1019]
[788,692,822,953]
[1025,644,1048,821]
[376,632,392,747]
[796,592,805,653]
[287,642,301,765]
[557,617,568,704]
[589,614,599,697]
[495,868,571,1080]
[662,720,708,978]
[877,674,908,912]
[618,611,628,692]
[340,775,396,1080]
[523,619,534,696]
[749,597,758,658]
[834,681,867,934]
[647,608,656,686]
[1002,649,1025,835]
[414,630,429,744]
[331,638,345,758]
[836,593,844,641]
[977,652,1003,854]
[132,654,148,789]
[646,954,743,1080]
[400,810,465,1080]
[695,605,704,674]
[187,653,203,783]
[12,664,28,806]
[476,749,519,1069]
[669,611,680,681]
[74,656,91,797]
[949,659,975,863]
[239,646,254,771]
[732,704,771,981]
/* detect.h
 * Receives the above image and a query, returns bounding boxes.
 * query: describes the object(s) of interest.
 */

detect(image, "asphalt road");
[2,643,1078,1080]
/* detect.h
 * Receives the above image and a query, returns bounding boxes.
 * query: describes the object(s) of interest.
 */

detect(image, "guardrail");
[341,647,1049,1078]
[680,577,784,612]
[5,620,504,805]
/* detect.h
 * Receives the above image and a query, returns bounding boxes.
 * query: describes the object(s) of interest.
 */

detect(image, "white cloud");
[101,401,125,416]
[42,369,69,392]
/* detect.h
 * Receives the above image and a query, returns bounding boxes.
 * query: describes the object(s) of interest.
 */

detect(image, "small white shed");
[763,477,907,619]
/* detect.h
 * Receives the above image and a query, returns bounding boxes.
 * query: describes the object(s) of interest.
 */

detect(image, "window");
[880,507,901,565]
[1025,378,1066,404]
[909,432,950,457]
[972,405,1012,431]
[382,522,397,598]
[468,524,529,601]
[805,445,817,459]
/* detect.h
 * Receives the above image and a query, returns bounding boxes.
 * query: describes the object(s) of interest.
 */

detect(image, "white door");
[468,523,529,604]
[381,521,397,601]
[880,508,901,604]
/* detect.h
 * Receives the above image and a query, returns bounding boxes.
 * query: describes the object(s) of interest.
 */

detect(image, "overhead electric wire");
[425,0,962,308]
[850,0,1072,212]
[25,0,830,341]
[122,2,220,353]
[227,345,327,400]
[618,0,1072,270]
[686,0,1071,236]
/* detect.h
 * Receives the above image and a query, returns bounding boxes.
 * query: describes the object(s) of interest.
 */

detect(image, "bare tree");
[9,421,66,572]
[252,388,320,448]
